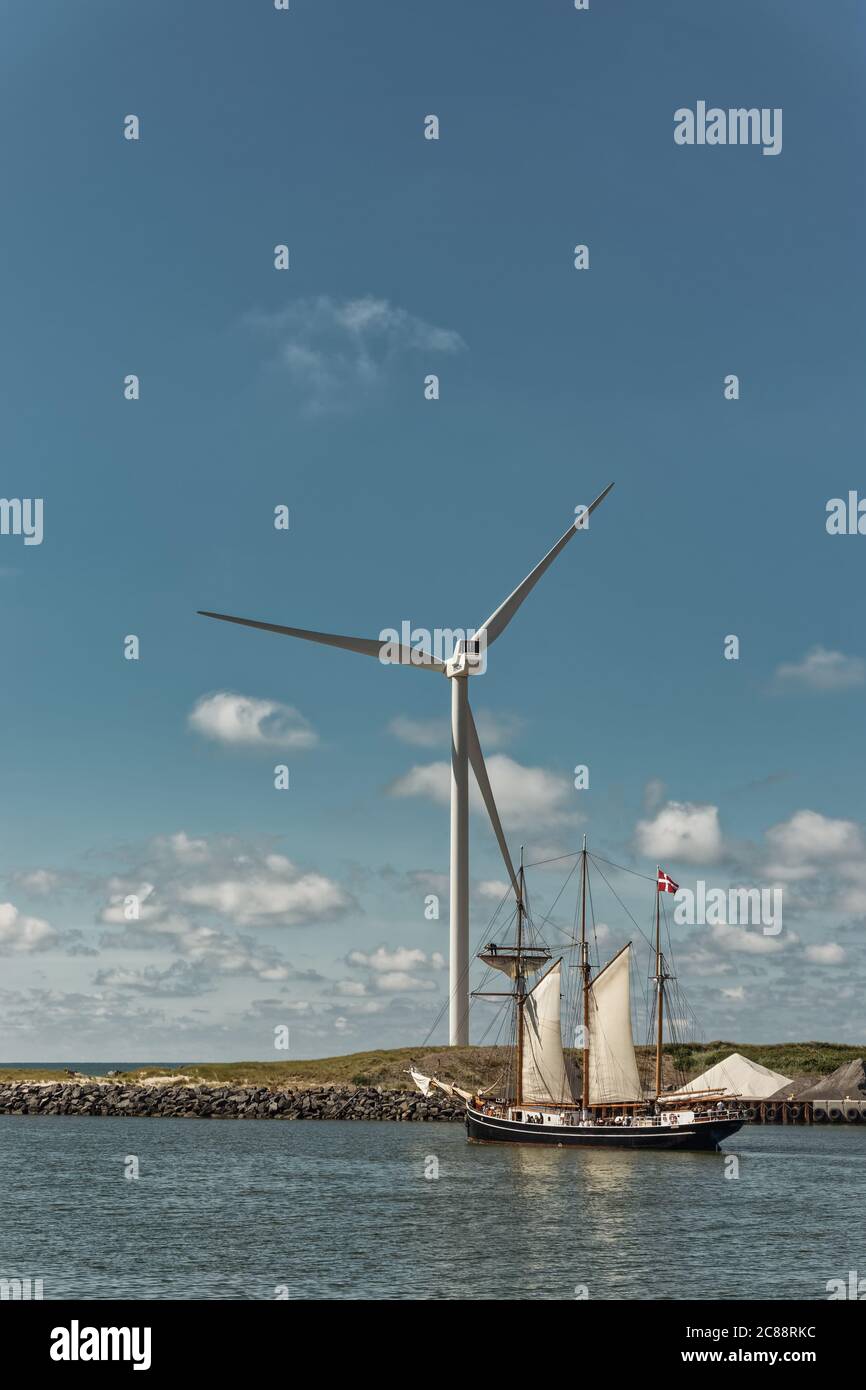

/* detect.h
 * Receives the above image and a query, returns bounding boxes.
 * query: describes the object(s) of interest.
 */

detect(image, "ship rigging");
[411,840,745,1151]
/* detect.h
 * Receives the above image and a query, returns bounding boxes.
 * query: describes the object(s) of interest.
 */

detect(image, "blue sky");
[1,0,864,1059]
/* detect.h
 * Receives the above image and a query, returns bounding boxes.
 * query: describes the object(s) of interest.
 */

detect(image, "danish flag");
[657,868,678,894]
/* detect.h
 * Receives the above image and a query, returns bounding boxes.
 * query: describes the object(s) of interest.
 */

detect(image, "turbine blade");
[197,611,446,671]
[466,703,520,901]
[476,483,614,646]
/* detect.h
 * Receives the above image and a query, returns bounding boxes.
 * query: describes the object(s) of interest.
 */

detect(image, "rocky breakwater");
[0,1082,465,1122]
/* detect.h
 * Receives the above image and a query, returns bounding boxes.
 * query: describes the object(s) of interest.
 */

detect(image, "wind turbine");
[198,483,614,1045]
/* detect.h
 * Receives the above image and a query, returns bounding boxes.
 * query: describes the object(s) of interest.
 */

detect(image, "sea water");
[0,1116,861,1300]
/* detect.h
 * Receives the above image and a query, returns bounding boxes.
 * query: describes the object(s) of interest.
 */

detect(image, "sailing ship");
[411,840,744,1151]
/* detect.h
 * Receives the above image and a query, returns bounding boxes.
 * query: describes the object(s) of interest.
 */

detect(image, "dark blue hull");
[465,1106,742,1151]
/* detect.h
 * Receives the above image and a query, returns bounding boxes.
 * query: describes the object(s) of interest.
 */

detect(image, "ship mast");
[515,848,526,1106]
[580,833,590,1111]
[473,845,552,1106]
[654,866,666,1099]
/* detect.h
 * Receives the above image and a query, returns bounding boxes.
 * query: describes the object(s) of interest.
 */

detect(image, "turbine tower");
[198,484,613,1045]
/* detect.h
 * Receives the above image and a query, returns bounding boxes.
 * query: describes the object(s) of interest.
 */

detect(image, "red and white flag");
[657,868,679,894]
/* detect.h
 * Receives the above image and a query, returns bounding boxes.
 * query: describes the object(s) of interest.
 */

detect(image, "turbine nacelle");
[445,636,486,679]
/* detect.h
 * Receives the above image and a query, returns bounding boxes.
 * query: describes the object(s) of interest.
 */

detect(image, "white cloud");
[709,924,786,955]
[348,946,428,973]
[97,836,353,935]
[375,971,436,994]
[100,882,161,925]
[721,986,745,1001]
[162,832,210,863]
[345,946,444,995]
[477,879,511,901]
[642,778,665,813]
[387,715,443,748]
[247,295,465,413]
[804,942,845,965]
[93,961,213,996]
[768,809,862,859]
[839,883,866,917]
[388,710,520,750]
[475,712,522,748]
[405,869,449,901]
[0,901,56,952]
[635,801,724,864]
[189,692,317,750]
[10,869,60,895]
[335,979,367,996]
[340,999,388,1016]
[179,870,348,927]
[524,842,573,869]
[677,948,735,979]
[389,762,450,803]
[100,911,301,985]
[775,646,865,693]
[482,754,576,830]
[764,810,864,881]
[390,754,576,831]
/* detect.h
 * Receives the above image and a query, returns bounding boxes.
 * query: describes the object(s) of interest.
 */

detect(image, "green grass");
[655,1041,864,1079]
[0,1041,862,1090]
[0,1068,79,1083]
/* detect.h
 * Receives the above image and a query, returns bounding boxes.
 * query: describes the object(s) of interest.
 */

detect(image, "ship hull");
[465,1105,742,1151]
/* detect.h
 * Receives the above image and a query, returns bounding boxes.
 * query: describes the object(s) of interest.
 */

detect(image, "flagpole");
[654,866,664,1101]
[580,833,590,1112]
[515,848,525,1108]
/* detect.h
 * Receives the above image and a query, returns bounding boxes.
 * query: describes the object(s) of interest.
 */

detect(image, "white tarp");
[522,961,573,1104]
[671,1052,792,1100]
[587,944,643,1104]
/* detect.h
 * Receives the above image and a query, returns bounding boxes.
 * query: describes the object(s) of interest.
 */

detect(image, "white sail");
[410,1071,467,1100]
[521,961,573,1104]
[587,944,643,1104]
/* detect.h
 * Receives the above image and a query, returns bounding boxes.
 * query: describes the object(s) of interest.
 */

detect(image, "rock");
[0,1081,465,1124]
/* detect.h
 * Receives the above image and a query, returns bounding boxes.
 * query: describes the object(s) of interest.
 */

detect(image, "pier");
[749,1098,866,1125]
[589,1098,866,1125]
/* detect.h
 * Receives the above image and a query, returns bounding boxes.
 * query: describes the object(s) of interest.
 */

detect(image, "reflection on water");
[0,1116,861,1299]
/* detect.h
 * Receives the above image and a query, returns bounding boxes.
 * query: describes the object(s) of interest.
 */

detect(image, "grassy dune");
[0,1041,862,1089]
